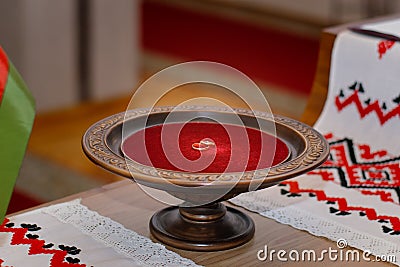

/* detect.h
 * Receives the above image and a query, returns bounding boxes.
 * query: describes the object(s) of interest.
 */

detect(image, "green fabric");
[0,63,35,221]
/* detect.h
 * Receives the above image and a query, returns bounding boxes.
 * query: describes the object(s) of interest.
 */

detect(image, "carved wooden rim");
[82,106,329,188]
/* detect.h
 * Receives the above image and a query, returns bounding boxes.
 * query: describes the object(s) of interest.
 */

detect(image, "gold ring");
[192,142,209,151]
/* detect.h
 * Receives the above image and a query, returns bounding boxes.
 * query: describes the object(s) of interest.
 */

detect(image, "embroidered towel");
[231,20,400,265]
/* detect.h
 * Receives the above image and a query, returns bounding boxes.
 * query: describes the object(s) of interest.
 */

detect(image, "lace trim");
[42,199,201,267]
[230,193,400,265]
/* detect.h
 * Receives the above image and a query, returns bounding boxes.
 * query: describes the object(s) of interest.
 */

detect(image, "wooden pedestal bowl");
[82,106,329,251]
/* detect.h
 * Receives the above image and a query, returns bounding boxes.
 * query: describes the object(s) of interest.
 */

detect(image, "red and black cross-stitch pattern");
[0,218,86,267]
[280,133,400,235]
[311,133,400,204]
[335,81,400,125]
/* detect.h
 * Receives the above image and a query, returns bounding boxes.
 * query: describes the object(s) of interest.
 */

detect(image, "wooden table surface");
[29,179,386,267]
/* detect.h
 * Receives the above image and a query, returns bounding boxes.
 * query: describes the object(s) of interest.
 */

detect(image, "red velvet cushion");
[122,122,289,173]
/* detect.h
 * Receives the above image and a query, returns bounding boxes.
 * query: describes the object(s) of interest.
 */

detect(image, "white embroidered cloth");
[0,199,201,267]
[231,19,400,265]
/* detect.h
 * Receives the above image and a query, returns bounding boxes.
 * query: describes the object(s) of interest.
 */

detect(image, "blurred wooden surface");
[300,29,335,126]
[27,95,131,183]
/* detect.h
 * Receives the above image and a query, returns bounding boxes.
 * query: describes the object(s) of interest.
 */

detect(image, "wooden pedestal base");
[149,203,255,251]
